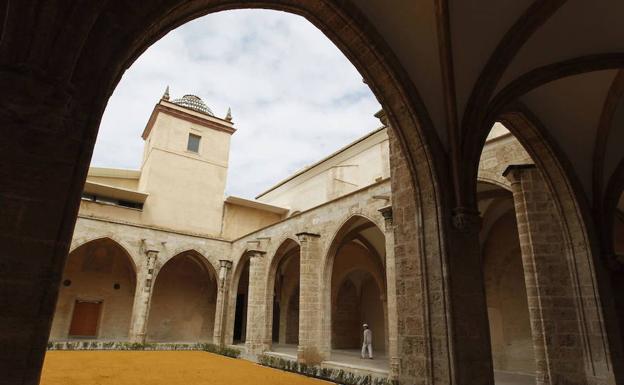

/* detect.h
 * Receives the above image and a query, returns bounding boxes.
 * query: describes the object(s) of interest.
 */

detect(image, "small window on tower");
[187,133,201,153]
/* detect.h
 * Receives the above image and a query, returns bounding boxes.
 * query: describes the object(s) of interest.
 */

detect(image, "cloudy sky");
[94,10,381,198]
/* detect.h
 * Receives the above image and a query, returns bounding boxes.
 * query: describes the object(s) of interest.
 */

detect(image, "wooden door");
[69,300,102,337]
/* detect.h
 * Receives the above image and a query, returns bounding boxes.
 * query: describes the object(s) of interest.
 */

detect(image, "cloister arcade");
[3,2,624,385]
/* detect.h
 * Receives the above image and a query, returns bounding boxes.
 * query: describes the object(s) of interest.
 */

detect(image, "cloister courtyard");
[40,351,328,385]
[3,2,624,385]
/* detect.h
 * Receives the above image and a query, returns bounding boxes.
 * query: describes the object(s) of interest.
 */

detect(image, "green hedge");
[47,341,241,358]
[258,354,394,385]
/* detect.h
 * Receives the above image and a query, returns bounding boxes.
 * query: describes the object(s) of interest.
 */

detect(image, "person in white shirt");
[361,323,373,359]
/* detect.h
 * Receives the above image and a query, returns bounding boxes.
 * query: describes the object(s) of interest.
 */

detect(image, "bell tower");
[138,88,236,236]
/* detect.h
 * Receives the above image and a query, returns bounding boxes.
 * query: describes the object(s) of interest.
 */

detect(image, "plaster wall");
[222,203,283,239]
[257,129,389,212]
[138,110,232,236]
[87,176,139,190]
[78,200,143,224]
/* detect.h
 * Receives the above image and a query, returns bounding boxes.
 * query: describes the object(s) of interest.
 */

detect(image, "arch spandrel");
[68,236,138,275]
[158,247,220,279]
[154,248,219,283]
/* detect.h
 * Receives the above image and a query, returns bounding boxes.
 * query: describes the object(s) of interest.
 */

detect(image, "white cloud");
[94,9,381,198]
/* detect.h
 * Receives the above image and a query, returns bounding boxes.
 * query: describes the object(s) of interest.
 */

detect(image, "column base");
[129,333,146,344]
[389,356,400,381]
[297,345,325,365]
[245,340,268,355]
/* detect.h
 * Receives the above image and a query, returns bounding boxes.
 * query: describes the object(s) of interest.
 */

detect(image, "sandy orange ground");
[41,351,333,385]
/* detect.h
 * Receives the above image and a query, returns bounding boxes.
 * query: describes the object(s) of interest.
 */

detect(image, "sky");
[94,9,381,199]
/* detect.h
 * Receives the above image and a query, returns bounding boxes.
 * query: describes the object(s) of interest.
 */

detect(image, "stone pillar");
[504,165,586,385]
[448,207,494,385]
[0,70,95,384]
[129,247,159,343]
[296,232,324,364]
[245,250,269,355]
[213,260,232,346]
[379,206,400,382]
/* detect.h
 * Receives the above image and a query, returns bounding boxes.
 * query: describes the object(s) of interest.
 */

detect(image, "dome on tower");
[170,94,214,116]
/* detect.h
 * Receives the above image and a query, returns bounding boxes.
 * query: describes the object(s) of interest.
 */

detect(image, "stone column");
[448,207,494,385]
[0,70,96,384]
[129,247,159,343]
[504,164,587,385]
[213,260,232,346]
[296,232,324,364]
[379,206,400,382]
[245,250,269,355]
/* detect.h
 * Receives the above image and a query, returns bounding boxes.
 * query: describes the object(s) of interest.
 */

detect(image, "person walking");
[361,323,373,359]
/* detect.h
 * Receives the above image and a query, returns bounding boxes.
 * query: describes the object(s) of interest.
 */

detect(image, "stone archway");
[495,111,618,383]
[266,238,300,352]
[146,251,218,343]
[1,2,449,384]
[50,238,136,341]
[323,215,388,364]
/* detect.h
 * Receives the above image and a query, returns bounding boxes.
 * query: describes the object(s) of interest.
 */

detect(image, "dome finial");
[170,94,214,116]
[162,86,170,101]
[225,107,233,122]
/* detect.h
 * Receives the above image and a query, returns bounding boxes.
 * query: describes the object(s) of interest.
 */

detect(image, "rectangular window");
[187,133,201,153]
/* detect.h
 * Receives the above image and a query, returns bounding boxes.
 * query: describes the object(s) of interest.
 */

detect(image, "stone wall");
[332,279,360,349]
[146,255,217,342]
[478,133,533,189]
[50,239,136,341]
[483,212,534,374]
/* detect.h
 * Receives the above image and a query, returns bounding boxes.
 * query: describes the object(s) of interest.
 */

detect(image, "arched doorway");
[268,239,300,353]
[325,216,387,367]
[50,238,136,341]
[146,251,217,342]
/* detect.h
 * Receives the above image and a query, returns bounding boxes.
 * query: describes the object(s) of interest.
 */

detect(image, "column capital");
[140,239,163,254]
[296,232,321,242]
[451,207,482,233]
[219,259,233,270]
[374,109,388,127]
[247,250,266,258]
[502,164,537,184]
[246,238,269,255]
[378,206,393,226]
